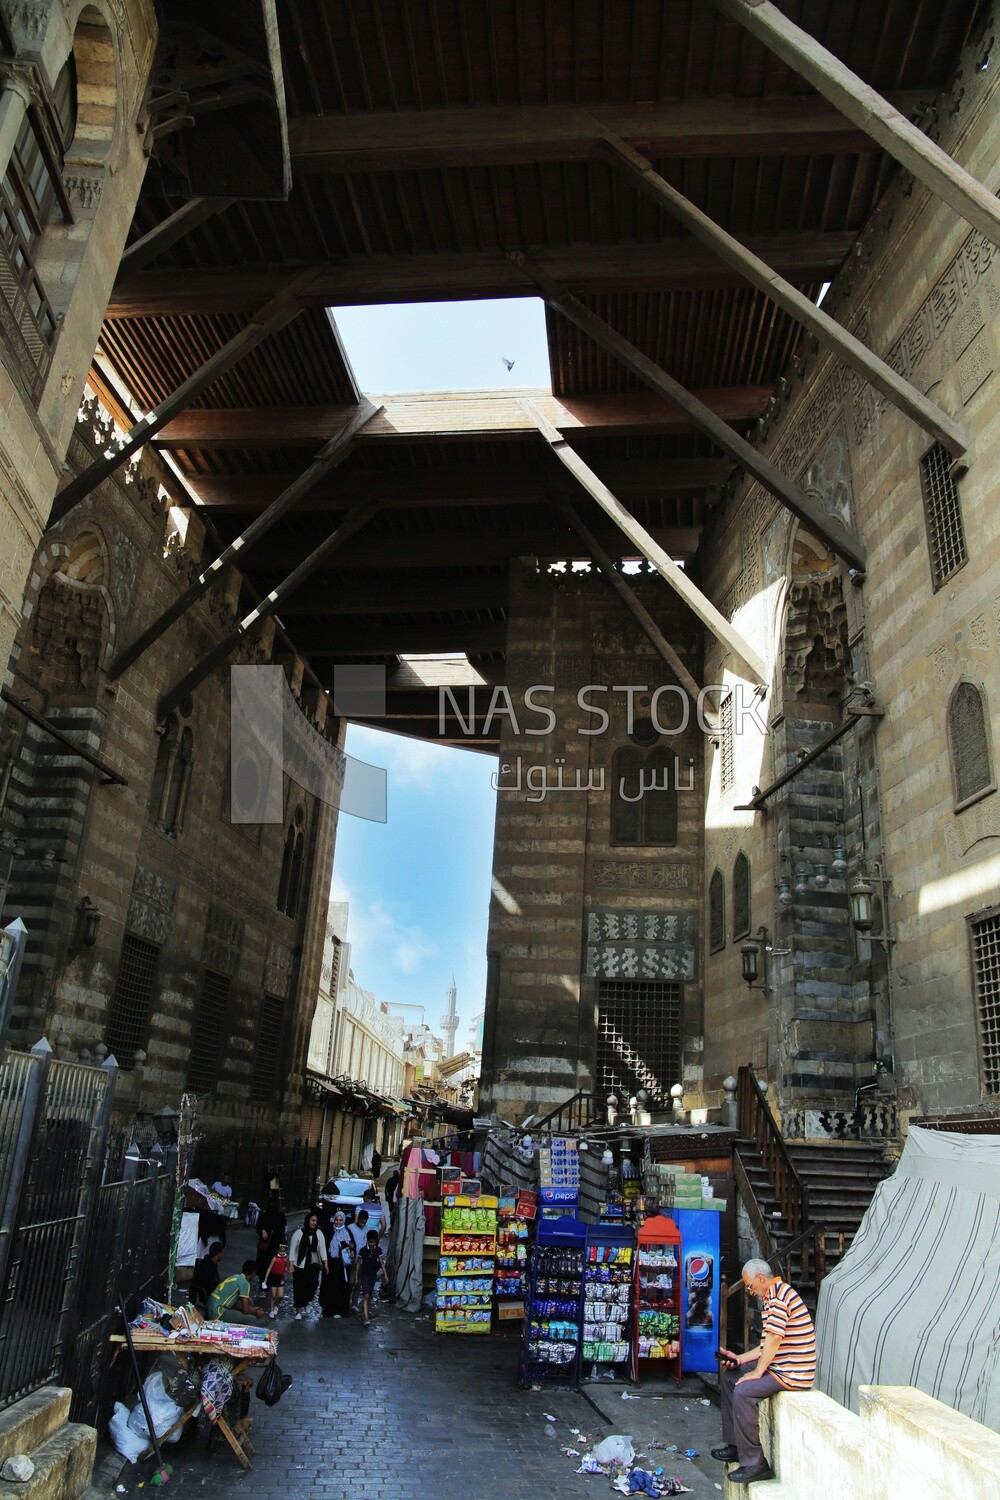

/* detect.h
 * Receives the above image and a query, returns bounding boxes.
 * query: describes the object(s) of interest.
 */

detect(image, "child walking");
[264,1241,289,1319]
[357,1229,387,1328]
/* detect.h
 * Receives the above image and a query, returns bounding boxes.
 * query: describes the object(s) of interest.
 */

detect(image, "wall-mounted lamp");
[72,895,101,953]
[741,925,791,995]
[849,860,894,948]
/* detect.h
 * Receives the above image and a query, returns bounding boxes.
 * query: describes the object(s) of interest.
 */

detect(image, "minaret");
[441,974,459,1059]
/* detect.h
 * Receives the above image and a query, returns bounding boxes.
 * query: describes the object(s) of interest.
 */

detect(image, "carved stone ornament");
[63,172,104,212]
[202,905,244,977]
[6,4,48,42]
[264,939,292,999]
[784,573,851,699]
[591,860,692,892]
[126,862,176,946]
[583,908,698,983]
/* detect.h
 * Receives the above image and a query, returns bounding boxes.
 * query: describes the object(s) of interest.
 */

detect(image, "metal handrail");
[770,1220,827,1298]
[736,1065,810,1237]
[531,1090,601,1134]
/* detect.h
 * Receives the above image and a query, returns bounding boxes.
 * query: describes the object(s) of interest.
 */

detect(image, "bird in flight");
[501,356,515,371]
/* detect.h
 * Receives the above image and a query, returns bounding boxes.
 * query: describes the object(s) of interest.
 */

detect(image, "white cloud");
[348,899,436,977]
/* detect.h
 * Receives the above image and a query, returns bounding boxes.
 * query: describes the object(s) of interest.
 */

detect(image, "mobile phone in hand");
[715,1349,739,1369]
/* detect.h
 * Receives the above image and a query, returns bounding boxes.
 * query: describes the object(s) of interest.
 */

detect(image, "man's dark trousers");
[720,1368,783,1468]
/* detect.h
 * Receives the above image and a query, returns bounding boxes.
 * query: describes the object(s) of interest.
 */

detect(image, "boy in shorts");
[357,1229,387,1328]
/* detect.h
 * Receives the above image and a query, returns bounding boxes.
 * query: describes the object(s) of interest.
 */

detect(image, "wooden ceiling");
[99,0,985,749]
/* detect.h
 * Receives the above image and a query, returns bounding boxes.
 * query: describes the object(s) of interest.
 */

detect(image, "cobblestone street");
[105,1233,727,1500]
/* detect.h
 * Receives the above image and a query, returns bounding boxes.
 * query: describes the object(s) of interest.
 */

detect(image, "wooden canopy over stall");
[93,0,987,749]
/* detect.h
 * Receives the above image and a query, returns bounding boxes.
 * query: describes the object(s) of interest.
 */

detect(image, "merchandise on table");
[436,1193,498,1334]
[634,1214,682,1382]
[518,1216,587,1386]
[582,1226,634,1371]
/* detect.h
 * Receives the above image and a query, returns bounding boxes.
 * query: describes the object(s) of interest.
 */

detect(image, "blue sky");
[326,298,551,1047]
[332,296,551,391]
[331,723,498,1050]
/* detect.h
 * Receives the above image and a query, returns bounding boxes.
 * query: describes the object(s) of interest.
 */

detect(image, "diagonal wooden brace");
[521,399,768,688]
[600,128,967,458]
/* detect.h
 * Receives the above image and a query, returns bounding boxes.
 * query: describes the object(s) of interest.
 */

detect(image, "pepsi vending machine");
[674,1208,720,1374]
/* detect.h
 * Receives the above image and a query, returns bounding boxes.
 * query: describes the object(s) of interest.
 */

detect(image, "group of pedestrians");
[250,1179,390,1328]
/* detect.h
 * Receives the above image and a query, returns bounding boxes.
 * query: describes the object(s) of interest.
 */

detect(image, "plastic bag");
[255,1356,292,1407]
[109,1402,150,1464]
[156,1354,199,1409]
[592,1435,636,1467]
[126,1373,184,1443]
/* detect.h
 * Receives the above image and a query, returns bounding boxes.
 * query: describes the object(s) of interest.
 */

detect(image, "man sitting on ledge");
[712,1257,817,1485]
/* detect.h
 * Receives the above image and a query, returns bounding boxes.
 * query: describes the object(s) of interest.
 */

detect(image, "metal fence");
[0,1040,175,1427]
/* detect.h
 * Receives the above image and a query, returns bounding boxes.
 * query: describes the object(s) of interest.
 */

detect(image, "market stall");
[110,1304,278,1471]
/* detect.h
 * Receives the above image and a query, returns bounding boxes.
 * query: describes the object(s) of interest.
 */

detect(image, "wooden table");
[110,1327,277,1470]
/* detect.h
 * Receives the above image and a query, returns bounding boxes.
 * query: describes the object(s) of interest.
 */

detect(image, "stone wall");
[0,397,343,1141]
[481,561,704,1120]
[698,6,1000,1122]
[0,0,156,677]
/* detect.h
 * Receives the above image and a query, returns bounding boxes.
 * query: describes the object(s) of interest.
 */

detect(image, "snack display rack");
[494,1202,530,1319]
[582,1223,634,1375]
[518,1215,587,1386]
[435,1195,498,1334]
[633,1213,682,1383]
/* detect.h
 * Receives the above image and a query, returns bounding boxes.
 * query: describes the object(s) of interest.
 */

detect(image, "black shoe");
[727,1461,774,1484]
[712,1446,740,1463]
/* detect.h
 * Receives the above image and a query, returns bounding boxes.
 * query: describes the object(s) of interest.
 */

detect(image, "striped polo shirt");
[762,1278,816,1389]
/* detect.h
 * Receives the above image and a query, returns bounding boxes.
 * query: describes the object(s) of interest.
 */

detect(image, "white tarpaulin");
[815,1125,1000,1430]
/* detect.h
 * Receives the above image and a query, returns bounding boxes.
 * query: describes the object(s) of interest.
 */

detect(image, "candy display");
[583,1226,634,1371]
[634,1214,682,1383]
[436,1194,498,1335]
[494,1212,530,1310]
[518,1216,587,1387]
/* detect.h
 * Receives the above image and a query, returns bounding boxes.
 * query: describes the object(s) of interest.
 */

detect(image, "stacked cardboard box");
[642,1162,726,1212]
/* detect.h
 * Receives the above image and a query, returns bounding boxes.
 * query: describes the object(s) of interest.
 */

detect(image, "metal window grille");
[720,693,735,792]
[709,869,725,953]
[971,913,1000,1095]
[105,933,160,1070]
[733,851,751,939]
[186,970,231,1095]
[251,994,284,1103]
[596,979,681,1108]
[921,443,967,587]
[950,682,993,805]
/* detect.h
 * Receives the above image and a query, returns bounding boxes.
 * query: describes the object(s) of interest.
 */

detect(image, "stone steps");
[0,1388,95,1500]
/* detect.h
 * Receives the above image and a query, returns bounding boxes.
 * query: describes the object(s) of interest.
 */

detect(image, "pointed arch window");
[610,745,678,847]
[949,681,994,809]
[733,852,751,941]
[278,805,306,917]
[709,869,725,954]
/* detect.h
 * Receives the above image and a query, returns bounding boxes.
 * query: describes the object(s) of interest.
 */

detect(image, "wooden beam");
[713,0,1000,250]
[157,498,381,722]
[601,130,967,457]
[523,401,766,687]
[556,502,704,702]
[293,623,507,657]
[106,234,855,315]
[49,268,318,526]
[277,574,510,616]
[516,259,867,573]
[186,457,734,512]
[155,388,769,448]
[287,93,927,173]
[116,197,236,280]
[109,400,381,681]
[243,524,699,571]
